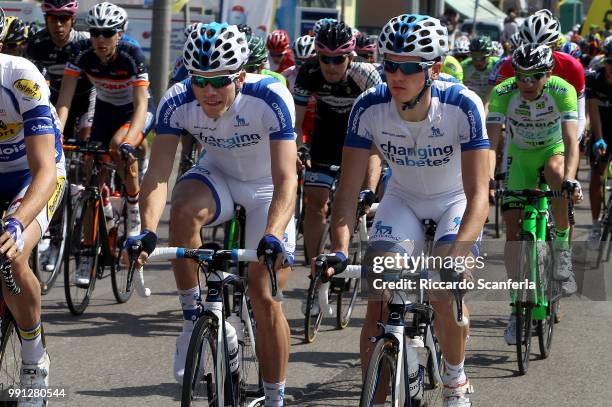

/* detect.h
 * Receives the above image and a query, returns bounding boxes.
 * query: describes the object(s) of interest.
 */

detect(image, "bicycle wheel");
[423,328,442,406]
[515,235,534,375]
[494,191,501,238]
[537,240,556,359]
[239,299,262,405]
[360,337,399,406]
[181,316,221,407]
[64,195,98,315]
[0,311,21,402]
[595,219,610,268]
[336,230,361,329]
[304,272,324,343]
[32,192,69,295]
[110,198,133,303]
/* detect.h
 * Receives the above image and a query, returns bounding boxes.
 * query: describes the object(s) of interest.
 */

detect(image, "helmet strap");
[401,68,433,110]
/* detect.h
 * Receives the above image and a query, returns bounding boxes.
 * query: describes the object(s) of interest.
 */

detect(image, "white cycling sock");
[19,322,45,364]
[442,359,467,387]
[178,286,200,332]
[263,380,285,407]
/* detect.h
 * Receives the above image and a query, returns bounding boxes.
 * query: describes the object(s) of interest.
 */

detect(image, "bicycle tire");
[0,310,22,402]
[336,229,361,329]
[304,272,324,343]
[239,298,263,405]
[64,195,98,315]
[360,336,399,406]
[33,192,69,295]
[110,198,133,303]
[494,192,501,238]
[423,329,442,406]
[181,316,221,407]
[537,240,556,359]
[515,235,534,375]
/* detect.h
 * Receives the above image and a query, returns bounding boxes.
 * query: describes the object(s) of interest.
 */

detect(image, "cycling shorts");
[503,141,565,211]
[90,99,155,146]
[176,162,296,266]
[304,162,339,189]
[1,157,67,237]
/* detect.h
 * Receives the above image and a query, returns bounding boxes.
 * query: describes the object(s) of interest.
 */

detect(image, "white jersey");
[281,65,298,93]
[0,54,63,174]
[156,73,296,181]
[345,80,490,199]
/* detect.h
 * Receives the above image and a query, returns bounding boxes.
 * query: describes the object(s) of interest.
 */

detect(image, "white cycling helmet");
[184,22,199,39]
[292,35,316,60]
[378,14,448,60]
[0,7,6,41]
[86,2,127,30]
[508,32,522,49]
[453,35,470,56]
[183,22,248,73]
[520,9,560,46]
[491,41,504,57]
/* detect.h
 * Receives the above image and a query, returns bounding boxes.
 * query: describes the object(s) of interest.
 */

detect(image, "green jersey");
[461,56,499,101]
[441,55,463,82]
[487,75,578,150]
[261,69,287,86]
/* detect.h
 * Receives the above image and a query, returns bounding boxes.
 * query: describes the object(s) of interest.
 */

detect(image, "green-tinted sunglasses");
[191,73,240,88]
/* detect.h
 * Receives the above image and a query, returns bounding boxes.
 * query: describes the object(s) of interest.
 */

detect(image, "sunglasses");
[383,59,429,75]
[191,73,240,89]
[319,54,348,65]
[471,55,488,62]
[89,28,118,38]
[515,72,547,84]
[46,14,73,24]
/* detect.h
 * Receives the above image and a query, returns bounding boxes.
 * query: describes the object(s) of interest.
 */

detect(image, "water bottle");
[226,313,244,343]
[103,200,114,230]
[70,183,84,206]
[406,337,424,400]
[225,318,240,378]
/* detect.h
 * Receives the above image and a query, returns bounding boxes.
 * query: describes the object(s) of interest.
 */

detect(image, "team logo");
[535,101,545,109]
[13,79,42,101]
[235,115,249,127]
[430,126,443,137]
[374,221,392,235]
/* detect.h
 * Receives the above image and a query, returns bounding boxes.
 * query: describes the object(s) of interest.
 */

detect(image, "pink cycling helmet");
[42,0,78,15]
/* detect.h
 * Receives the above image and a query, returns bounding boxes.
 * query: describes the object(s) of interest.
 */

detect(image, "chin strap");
[401,67,433,111]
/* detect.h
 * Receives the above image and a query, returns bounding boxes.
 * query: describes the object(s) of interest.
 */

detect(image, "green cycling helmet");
[469,36,492,55]
[245,34,267,67]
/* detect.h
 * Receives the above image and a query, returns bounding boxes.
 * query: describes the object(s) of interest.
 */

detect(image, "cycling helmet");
[313,18,337,37]
[42,0,78,15]
[0,7,5,41]
[292,35,316,60]
[266,29,289,52]
[86,2,127,30]
[560,41,582,59]
[184,22,199,39]
[520,9,560,46]
[183,22,248,73]
[491,41,504,57]
[469,36,492,55]
[508,32,522,49]
[237,24,252,37]
[246,34,267,67]
[453,36,470,56]
[512,43,554,72]
[378,14,448,60]
[315,20,355,55]
[2,17,28,46]
[356,34,377,56]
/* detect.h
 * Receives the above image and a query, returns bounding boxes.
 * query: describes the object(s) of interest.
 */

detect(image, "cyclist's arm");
[294,104,307,147]
[125,84,149,145]
[486,123,503,179]
[562,120,579,180]
[139,134,179,232]
[55,73,79,132]
[587,98,603,141]
[265,140,298,239]
[362,146,382,191]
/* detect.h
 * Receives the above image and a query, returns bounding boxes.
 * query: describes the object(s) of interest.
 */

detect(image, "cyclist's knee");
[304,189,328,214]
[170,201,212,231]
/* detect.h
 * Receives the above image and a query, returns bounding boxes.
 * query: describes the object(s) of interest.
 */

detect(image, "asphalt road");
[36,161,611,406]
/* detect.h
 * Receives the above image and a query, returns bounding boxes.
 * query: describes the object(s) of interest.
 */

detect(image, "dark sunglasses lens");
[320,55,346,65]
[48,15,72,23]
[90,29,116,38]
[192,75,233,88]
[383,60,423,75]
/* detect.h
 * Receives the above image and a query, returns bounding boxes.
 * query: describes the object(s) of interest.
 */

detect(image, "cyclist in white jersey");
[125,23,296,407]
[324,15,490,407]
[0,8,66,404]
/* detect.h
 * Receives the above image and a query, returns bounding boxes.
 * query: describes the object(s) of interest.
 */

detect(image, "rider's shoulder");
[353,83,391,108]
[492,77,518,96]
[432,80,481,106]
[545,75,576,96]
[242,73,292,99]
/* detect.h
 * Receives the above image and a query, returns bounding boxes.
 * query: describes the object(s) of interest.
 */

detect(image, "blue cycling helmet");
[378,14,448,60]
[183,22,249,73]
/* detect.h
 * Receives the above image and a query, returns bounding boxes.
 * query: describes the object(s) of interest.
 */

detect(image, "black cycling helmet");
[315,20,355,55]
[3,16,28,46]
[469,36,492,54]
[245,34,267,67]
[355,34,376,56]
[512,43,554,72]
[237,23,252,37]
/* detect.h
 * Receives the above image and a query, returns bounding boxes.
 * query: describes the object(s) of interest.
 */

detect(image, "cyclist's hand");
[0,218,24,261]
[359,190,375,215]
[562,179,583,203]
[591,138,607,157]
[119,143,138,164]
[121,229,157,268]
[317,252,348,280]
[256,234,287,271]
[297,146,310,172]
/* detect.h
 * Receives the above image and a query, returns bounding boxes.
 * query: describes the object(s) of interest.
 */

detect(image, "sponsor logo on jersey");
[372,221,401,241]
[350,107,365,133]
[270,102,287,129]
[197,133,262,149]
[379,141,454,167]
[536,101,545,109]
[0,121,22,141]
[234,115,249,127]
[31,124,54,133]
[381,130,405,139]
[446,216,462,232]
[430,126,443,137]
[0,142,26,158]
[13,79,42,101]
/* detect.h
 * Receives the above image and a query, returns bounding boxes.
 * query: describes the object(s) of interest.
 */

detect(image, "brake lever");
[264,251,282,302]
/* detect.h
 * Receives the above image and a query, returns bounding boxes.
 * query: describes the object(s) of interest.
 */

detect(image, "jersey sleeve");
[64,39,89,78]
[344,87,379,150]
[293,65,312,106]
[13,66,57,137]
[128,46,149,87]
[456,88,490,151]
[155,83,188,136]
[260,80,296,141]
[550,77,578,122]
[486,78,514,124]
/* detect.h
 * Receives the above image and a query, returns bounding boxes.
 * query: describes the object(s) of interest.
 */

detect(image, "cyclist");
[0,6,66,403]
[442,52,464,82]
[586,41,612,248]
[329,14,490,406]
[487,44,581,340]
[452,35,470,63]
[128,23,297,407]
[56,2,154,283]
[461,36,499,103]
[293,19,382,274]
[244,31,287,85]
[26,0,95,141]
[266,29,294,73]
[355,34,377,63]
[1,16,29,57]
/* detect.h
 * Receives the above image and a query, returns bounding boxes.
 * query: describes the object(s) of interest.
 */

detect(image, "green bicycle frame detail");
[511,187,550,321]
[226,217,240,250]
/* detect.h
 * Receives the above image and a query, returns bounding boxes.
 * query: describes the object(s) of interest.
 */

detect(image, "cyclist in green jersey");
[244,31,287,86]
[486,44,582,344]
[442,53,463,81]
[461,36,499,102]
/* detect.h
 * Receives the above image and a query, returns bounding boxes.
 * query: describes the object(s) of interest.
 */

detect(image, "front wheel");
[0,311,22,401]
[111,199,133,303]
[360,337,399,406]
[304,272,324,343]
[515,235,534,375]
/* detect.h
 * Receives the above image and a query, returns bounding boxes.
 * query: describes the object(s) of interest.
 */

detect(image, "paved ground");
[32,162,612,406]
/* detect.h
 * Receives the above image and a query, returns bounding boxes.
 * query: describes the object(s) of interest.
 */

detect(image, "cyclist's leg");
[588,136,609,228]
[544,144,569,233]
[303,163,337,263]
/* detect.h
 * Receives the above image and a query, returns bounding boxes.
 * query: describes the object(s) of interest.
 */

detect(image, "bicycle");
[62,141,143,315]
[143,246,281,407]
[304,193,375,343]
[503,182,569,375]
[593,153,612,268]
[492,172,505,239]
